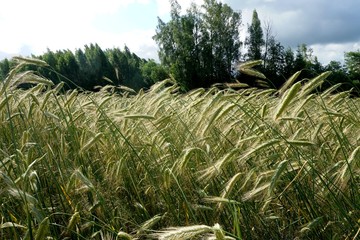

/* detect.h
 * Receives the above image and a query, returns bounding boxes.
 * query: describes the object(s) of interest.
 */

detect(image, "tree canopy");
[245,10,264,61]
[153,0,242,90]
[0,44,167,92]
[0,1,359,95]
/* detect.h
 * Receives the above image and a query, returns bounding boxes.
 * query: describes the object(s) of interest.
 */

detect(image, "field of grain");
[0,59,359,239]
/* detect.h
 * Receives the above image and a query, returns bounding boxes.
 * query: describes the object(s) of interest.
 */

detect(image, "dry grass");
[0,59,359,239]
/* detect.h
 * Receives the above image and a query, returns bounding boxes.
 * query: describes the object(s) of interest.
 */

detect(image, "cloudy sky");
[0,0,359,65]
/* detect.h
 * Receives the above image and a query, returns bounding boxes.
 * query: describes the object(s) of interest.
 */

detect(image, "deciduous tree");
[345,51,360,79]
[153,0,242,90]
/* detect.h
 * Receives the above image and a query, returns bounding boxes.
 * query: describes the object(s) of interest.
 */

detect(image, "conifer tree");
[245,10,264,61]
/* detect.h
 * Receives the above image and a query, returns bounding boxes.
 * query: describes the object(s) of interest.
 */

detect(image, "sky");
[0,0,359,65]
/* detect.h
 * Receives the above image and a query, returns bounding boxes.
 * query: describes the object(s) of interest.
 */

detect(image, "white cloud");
[94,28,157,52]
[228,0,360,65]
[155,0,171,16]
[1,0,359,66]
[311,42,360,65]
[0,0,152,56]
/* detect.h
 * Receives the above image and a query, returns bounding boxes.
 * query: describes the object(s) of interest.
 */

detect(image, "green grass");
[0,59,360,239]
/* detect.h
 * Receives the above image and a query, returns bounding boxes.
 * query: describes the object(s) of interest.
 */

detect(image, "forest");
[0,0,360,95]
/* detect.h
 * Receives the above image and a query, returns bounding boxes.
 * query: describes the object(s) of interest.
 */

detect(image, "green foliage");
[141,59,169,85]
[82,43,116,89]
[245,10,264,61]
[0,6,360,95]
[153,0,242,90]
[262,37,286,87]
[105,46,156,91]
[0,58,10,80]
[345,51,360,78]
[0,45,165,92]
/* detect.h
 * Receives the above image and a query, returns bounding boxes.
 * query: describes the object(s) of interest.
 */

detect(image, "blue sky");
[1,0,359,64]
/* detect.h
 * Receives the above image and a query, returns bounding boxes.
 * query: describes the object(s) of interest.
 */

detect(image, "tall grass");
[0,59,359,239]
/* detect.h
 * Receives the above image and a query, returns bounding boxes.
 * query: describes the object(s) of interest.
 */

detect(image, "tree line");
[0,43,168,91]
[243,9,360,93]
[0,0,360,94]
[154,0,359,93]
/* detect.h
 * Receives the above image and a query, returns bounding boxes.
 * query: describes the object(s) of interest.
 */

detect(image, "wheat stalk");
[274,81,301,120]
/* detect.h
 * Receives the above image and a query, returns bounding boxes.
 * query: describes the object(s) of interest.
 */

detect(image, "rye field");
[0,59,359,239]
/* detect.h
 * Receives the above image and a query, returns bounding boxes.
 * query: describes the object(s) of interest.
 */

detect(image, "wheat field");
[0,58,359,239]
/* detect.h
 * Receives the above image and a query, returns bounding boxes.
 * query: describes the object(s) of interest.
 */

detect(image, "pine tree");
[245,10,264,61]
[283,47,295,77]
[264,37,285,87]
